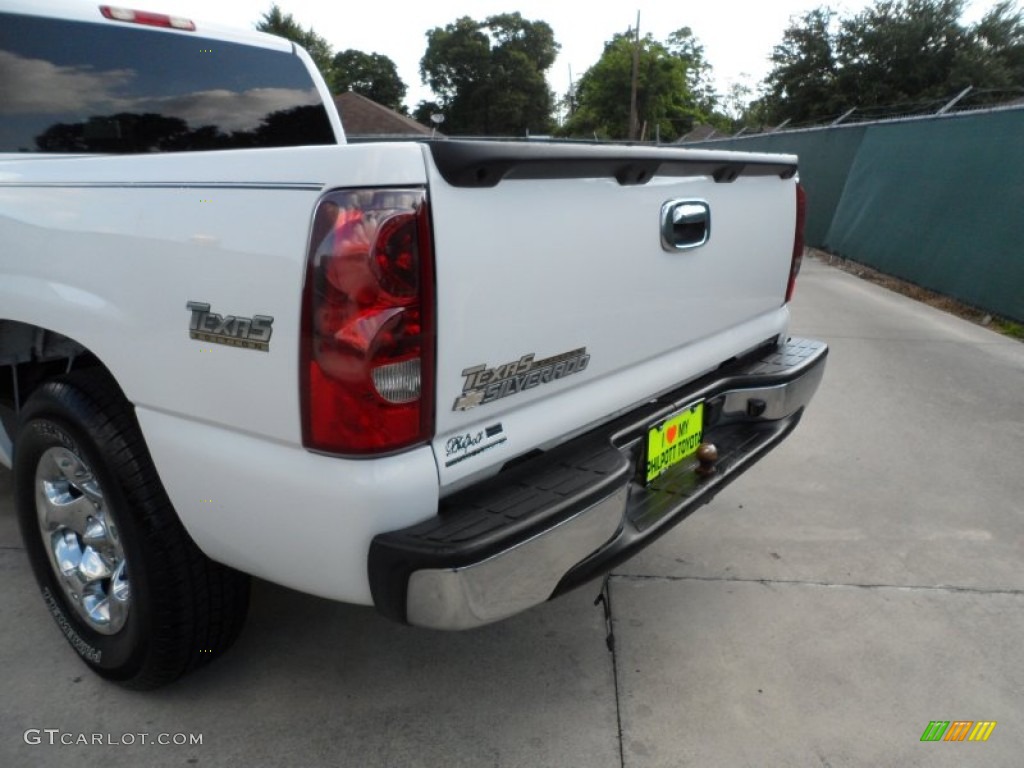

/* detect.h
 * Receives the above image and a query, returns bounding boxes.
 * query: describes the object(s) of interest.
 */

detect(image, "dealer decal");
[453,347,590,411]
[444,423,506,467]
[186,301,274,351]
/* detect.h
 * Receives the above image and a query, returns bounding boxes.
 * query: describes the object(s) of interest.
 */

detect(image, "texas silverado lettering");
[453,348,591,411]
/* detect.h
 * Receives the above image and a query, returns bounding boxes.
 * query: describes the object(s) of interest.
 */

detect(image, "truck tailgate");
[423,142,799,488]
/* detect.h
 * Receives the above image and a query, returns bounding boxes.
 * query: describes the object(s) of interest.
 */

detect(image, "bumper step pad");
[369,338,827,627]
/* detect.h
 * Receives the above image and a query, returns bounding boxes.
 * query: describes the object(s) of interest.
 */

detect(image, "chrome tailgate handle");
[661,200,710,251]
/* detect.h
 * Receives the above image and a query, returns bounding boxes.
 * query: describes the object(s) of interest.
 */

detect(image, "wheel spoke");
[106,589,129,629]
[81,518,108,549]
[77,478,103,505]
[81,589,108,626]
[41,492,95,536]
[78,547,112,583]
[52,530,83,577]
[53,448,91,485]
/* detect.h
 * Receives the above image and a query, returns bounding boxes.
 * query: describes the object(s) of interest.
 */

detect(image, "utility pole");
[568,63,575,117]
[628,11,640,140]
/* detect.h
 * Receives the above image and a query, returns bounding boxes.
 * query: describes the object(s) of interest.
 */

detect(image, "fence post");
[937,86,973,115]
[832,108,857,126]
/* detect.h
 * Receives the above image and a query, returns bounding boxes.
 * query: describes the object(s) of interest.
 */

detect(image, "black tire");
[13,370,250,689]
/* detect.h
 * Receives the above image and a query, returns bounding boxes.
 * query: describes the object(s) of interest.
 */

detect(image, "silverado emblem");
[186,301,274,351]
[453,347,590,411]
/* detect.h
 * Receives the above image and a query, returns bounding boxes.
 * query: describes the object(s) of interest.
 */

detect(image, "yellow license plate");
[645,402,704,483]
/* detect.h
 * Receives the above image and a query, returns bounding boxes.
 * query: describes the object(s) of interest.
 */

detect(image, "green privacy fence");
[693,107,1024,322]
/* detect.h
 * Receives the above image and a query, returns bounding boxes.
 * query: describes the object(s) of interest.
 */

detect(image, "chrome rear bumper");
[369,338,827,630]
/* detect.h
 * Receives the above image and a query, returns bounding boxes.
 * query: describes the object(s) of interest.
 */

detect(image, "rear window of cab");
[0,12,336,153]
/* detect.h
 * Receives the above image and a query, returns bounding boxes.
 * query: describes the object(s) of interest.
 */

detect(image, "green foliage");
[835,0,973,105]
[330,50,408,113]
[758,8,840,126]
[412,100,443,127]
[666,27,717,116]
[954,1,1024,98]
[257,5,408,113]
[420,13,559,136]
[992,318,1024,339]
[756,0,1024,127]
[256,4,334,77]
[561,29,714,141]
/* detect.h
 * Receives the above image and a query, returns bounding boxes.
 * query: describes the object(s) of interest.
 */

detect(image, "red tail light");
[786,183,807,303]
[300,189,435,454]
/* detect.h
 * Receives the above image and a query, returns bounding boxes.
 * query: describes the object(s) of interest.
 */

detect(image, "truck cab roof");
[0,0,293,51]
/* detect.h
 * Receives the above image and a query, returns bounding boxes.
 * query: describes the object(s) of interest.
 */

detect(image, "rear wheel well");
[0,320,119,436]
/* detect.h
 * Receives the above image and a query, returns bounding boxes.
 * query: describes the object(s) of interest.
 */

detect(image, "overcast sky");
[163,0,1003,110]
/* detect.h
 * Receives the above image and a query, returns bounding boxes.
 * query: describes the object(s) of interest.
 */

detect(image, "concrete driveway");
[2,258,1022,767]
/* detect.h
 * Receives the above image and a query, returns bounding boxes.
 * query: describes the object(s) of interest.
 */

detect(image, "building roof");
[333,92,435,138]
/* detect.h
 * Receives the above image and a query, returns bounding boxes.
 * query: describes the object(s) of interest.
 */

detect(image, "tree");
[667,27,718,116]
[835,0,972,107]
[330,50,408,113]
[953,1,1024,101]
[420,13,559,135]
[256,6,410,112]
[757,0,1024,126]
[758,8,840,126]
[560,30,708,141]
[256,4,334,78]
[412,100,443,126]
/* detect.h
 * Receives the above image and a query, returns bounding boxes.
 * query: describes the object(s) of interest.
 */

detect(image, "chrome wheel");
[16,372,250,687]
[34,446,129,634]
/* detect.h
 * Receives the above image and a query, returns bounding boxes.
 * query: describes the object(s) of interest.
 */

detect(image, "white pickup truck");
[0,1,827,688]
